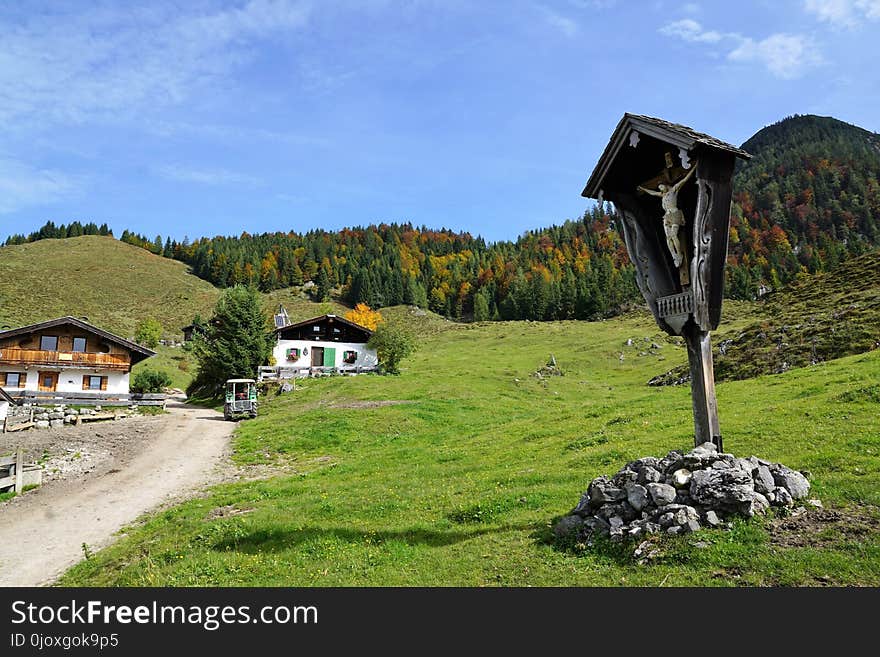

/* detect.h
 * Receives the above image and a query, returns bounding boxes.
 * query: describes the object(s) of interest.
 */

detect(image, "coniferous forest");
[4,114,879,321]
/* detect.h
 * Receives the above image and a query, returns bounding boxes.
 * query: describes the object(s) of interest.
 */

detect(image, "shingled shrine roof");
[582,113,751,199]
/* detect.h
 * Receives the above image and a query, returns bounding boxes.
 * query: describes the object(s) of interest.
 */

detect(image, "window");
[40,335,58,351]
[286,348,300,361]
[1,372,22,387]
[72,337,87,352]
[343,350,357,364]
[82,375,107,391]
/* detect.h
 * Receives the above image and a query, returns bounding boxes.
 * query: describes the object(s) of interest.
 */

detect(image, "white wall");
[273,339,378,370]
[0,401,7,422]
[2,368,130,395]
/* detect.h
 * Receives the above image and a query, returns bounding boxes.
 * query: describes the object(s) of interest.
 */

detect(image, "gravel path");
[0,400,233,586]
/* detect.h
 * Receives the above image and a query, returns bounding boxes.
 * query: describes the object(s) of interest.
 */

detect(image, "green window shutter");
[323,347,336,367]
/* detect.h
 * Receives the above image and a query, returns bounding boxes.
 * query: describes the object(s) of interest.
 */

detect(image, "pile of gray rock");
[555,442,812,543]
[31,405,107,429]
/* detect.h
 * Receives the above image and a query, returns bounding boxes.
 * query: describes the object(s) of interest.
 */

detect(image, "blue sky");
[1,0,878,243]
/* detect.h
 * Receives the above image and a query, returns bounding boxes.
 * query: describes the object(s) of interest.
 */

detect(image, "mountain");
[725,114,880,298]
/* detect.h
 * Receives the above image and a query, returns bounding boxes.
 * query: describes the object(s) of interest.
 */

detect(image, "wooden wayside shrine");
[582,114,751,450]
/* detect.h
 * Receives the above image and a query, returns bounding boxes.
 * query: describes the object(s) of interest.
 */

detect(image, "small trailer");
[224,379,258,421]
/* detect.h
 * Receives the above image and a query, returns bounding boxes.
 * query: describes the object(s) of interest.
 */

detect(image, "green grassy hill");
[650,251,880,385]
[60,308,880,587]
[0,236,220,337]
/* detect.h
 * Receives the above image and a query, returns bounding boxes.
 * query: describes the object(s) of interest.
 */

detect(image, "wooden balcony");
[0,347,130,371]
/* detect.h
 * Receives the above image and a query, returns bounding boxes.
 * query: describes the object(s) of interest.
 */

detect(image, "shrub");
[135,317,163,349]
[131,368,173,393]
[367,323,416,375]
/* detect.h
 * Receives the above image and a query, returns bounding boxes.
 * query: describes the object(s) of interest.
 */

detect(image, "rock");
[683,519,702,533]
[671,468,692,488]
[658,451,684,474]
[637,466,663,485]
[584,516,611,535]
[49,419,64,428]
[644,522,661,534]
[674,492,694,506]
[666,525,682,535]
[769,464,810,499]
[769,487,794,507]
[64,415,77,423]
[742,491,770,517]
[658,512,675,528]
[66,408,79,415]
[647,482,677,507]
[753,465,776,495]
[689,468,754,506]
[609,516,625,532]
[572,492,593,517]
[704,510,722,527]
[807,498,823,508]
[625,483,649,512]
[612,468,639,487]
[589,476,627,505]
[35,420,50,429]
[553,515,584,539]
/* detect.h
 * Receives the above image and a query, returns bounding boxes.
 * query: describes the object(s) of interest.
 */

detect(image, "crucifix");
[581,114,751,450]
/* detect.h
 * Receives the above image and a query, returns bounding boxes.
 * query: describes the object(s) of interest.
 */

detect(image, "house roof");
[0,316,156,365]
[582,113,751,199]
[274,314,374,336]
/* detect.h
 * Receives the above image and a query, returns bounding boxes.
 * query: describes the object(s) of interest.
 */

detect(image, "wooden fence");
[258,365,379,381]
[0,447,41,493]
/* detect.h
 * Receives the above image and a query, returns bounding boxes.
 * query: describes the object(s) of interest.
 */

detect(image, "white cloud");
[537,4,579,38]
[659,19,724,43]
[804,0,880,26]
[659,18,822,79]
[728,33,822,80]
[155,164,261,187]
[0,159,80,214]
[0,1,311,127]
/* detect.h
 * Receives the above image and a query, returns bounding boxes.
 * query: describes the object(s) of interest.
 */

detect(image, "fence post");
[14,446,24,493]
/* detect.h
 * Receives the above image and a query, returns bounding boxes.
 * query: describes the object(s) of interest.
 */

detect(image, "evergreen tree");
[188,286,271,396]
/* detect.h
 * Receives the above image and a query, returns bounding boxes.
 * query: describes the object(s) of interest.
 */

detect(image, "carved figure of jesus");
[638,165,697,268]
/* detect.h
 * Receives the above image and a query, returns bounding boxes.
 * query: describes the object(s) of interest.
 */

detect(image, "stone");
[658,512,675,528]
[553,515,584,539]
[769,464,810,499]
[671,468,692,488]
[704,510,722,527]
[35,420,50,429]
[584,516,611,535]
[683,519,702,533]
[625,483,649,512]
[589,476,627,505]
[753,465,776,495]
[807,498,824,508]
[769,487,794,507]
[609,516,625,532]
[666,525,682,535]
[612,468,639,487]
[674,492,693,506]
[64,415,77,423]
[49,419,64,428]
[658,450,684,474]
[572,493,593,517]
[637,466,663,485]
[689,467,754,506]
[644,522,661,534]
[741,491,770,517]
[647,482,677,506]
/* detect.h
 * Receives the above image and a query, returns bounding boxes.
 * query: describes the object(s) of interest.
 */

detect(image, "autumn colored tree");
[344,303,384,331]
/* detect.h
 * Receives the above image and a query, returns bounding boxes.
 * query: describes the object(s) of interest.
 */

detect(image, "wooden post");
[14,446,24,493]
[683,323,722,451]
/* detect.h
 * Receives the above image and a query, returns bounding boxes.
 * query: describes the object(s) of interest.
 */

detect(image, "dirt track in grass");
[0,399,233,586]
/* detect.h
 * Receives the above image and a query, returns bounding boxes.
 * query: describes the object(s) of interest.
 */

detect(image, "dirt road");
[0,401,233,586]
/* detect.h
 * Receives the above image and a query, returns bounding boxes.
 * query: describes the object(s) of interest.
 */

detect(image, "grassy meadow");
[60,306,880,586]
